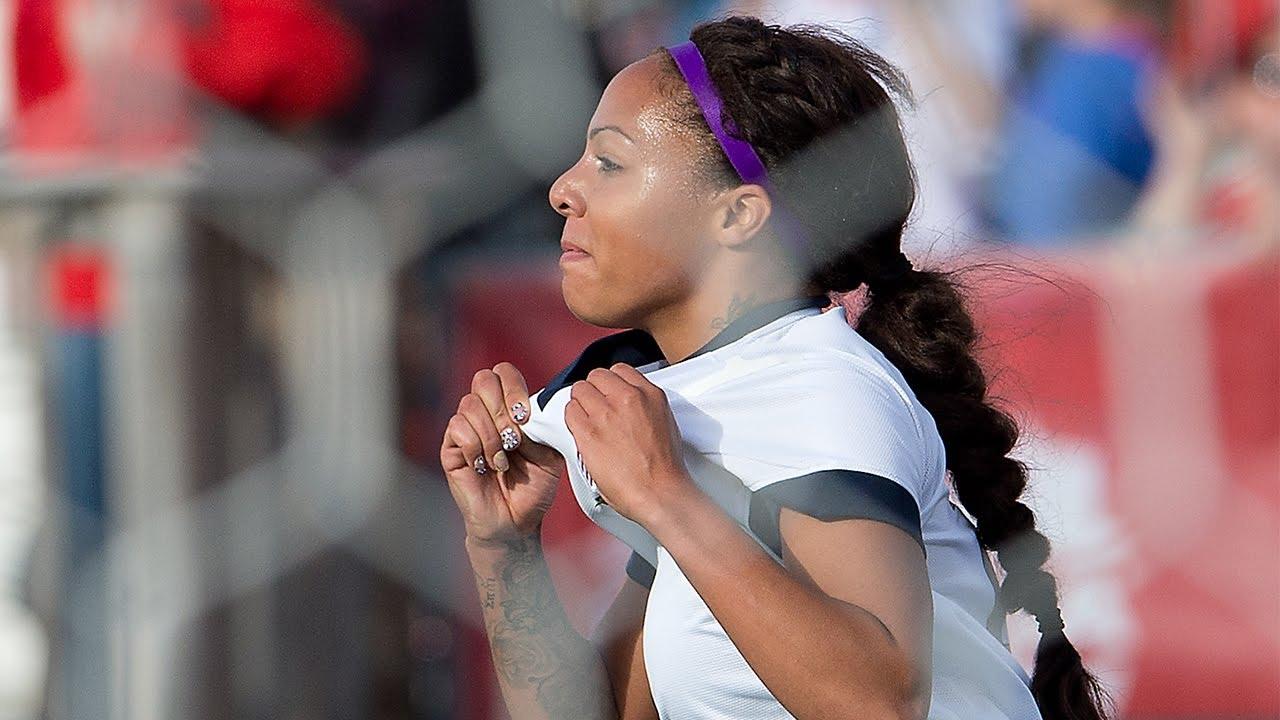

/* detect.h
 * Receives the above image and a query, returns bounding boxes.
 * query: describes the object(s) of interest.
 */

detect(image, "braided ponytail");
[858,267,1112,719]
[655,15,1116,719]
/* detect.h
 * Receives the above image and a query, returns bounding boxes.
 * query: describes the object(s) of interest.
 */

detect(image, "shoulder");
[692,344,934,500]
[712,344,927,446]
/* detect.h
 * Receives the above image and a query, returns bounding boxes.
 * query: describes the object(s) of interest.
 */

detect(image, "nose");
[549,165,584,219]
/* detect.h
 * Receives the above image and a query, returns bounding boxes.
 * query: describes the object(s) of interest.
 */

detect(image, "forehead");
[591,56,693,145]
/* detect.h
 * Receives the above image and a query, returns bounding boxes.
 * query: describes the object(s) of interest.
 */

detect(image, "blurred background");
[0,0,1275,718]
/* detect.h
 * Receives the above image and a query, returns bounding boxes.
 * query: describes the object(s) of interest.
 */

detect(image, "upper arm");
[589,560,659,720]
[761,358,934,697]
[778,507,933,719]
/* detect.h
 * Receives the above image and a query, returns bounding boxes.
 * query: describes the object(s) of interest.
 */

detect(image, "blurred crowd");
[9,0,1275,252]
[0,1,1276,719]
[701,0,1280,254]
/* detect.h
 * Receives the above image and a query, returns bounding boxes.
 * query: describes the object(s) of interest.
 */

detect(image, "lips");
[560,239,589,255]
[559,237,591,266]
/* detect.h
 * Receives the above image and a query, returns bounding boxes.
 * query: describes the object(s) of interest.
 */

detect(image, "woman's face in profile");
[549,54,722,329]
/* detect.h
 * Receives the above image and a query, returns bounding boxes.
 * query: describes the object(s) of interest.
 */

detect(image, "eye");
[594,154,622,173]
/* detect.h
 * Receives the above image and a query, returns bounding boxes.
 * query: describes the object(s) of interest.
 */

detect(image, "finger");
[563,396,594,442]
[492,362,533,425]
[585,366,635,397]
[439,416,469,472]
[569,379,608,415]
[609,363,657,391]
[513,437,563,468]
[440,444,470,477]
[473,369,523,456]
[454,412,515,503]
[458,393,510,473]
[444,413,489,477]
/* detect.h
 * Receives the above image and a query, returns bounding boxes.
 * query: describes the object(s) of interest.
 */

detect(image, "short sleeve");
[698,353,934,559]
[625,550,656,589]
[747,469,925,560]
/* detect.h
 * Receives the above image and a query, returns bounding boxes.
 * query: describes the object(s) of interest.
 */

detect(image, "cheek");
[593,178,705,284]
[606,203,705,293]
[562,197,707,322]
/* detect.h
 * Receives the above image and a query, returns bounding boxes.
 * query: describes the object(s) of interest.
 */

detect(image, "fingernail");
[492,450,510,473]
[500,427,520,452]
[511,401,529,423]
[472,456,488,475]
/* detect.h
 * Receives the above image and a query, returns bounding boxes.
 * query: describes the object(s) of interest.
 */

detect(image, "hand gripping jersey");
[520,296,1043,720]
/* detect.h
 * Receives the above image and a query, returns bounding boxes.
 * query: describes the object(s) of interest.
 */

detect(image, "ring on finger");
[472,456,489,475]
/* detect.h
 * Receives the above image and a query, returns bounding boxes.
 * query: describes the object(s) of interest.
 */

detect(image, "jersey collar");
[536,295,828,409]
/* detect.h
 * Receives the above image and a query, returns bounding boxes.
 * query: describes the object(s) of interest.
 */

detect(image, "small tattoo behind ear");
[711,292,757,330]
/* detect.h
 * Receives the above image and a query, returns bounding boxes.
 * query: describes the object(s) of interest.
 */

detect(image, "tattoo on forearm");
[474,571,497,610]
[474,538,608,718]
[711,292,758,331]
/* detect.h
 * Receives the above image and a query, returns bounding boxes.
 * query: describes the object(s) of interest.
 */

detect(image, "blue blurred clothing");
[666,0,728,45]
[984,28,1160,245]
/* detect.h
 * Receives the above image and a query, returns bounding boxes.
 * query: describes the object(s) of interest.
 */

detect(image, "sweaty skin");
[548,54,807,363]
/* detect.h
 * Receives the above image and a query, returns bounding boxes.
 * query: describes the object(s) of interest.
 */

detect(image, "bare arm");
[445,361,619,719]
[466,534,618,720]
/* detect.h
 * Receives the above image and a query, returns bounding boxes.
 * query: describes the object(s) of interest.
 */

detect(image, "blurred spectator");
[1131,0,1279,252]
[981,0,1173,246]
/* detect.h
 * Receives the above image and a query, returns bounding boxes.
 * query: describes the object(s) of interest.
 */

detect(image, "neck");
[643,275,810,364]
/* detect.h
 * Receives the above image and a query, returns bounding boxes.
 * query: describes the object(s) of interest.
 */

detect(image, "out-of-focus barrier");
[443,249,1279,719]
[968,249,1279,717]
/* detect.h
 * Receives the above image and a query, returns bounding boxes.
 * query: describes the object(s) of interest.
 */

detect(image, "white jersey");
[520,296,1042,720]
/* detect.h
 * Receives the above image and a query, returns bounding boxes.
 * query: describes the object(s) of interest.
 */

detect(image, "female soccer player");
[441,15,1112,720]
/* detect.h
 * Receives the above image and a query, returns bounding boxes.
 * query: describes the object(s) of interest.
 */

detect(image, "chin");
[561,277,631,329]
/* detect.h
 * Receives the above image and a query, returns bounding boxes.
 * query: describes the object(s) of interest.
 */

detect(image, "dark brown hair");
[651,15,1114,720]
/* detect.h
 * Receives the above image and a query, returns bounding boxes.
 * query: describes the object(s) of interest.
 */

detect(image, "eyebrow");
[588,125,635,144]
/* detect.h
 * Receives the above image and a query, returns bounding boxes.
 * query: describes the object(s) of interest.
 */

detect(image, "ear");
[710,184,773,250]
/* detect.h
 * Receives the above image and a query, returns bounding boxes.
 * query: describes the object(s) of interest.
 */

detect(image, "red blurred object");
[13,0,94,157]
[48,246,112,330]
[1172,0,1280,84]
[973,254,1280,716]
[442,250,1280,719]
[181,0,368,125]
[13,0,71,114]
[12,0,193,167]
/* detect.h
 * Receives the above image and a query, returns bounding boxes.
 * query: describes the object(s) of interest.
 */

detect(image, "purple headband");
[664,39,808,256]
